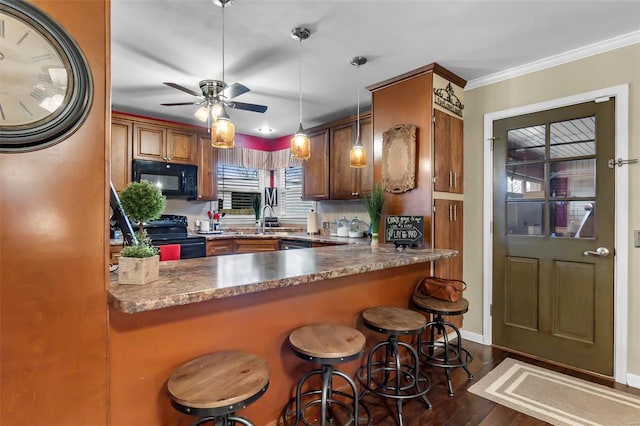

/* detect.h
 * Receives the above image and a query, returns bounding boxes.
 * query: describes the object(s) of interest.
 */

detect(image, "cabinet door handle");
[351,192,359,197]
[449,171,453,188]
[452,172,457,189]
[453,204,457,221]
[449,204,453,221]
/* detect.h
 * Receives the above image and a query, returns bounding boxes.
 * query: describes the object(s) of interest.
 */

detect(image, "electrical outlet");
[635,230,640,248]
[322,222,330,229]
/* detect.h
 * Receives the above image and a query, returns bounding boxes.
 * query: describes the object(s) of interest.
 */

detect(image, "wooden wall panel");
[0,1,109,424]
[371,73,434,242]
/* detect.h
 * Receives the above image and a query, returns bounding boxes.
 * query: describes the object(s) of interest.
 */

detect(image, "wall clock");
[0,0,93,152]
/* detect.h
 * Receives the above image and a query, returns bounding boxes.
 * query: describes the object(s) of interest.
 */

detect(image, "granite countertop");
[108,244,457,314]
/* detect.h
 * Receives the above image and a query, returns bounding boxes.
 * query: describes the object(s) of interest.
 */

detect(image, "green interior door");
[492,99,615,376]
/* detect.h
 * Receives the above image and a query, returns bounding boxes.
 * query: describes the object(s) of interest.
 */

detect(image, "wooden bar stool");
[412,294,473,396]
[167,351,270,426]
[284,323,367,426]
[357,306,431,426]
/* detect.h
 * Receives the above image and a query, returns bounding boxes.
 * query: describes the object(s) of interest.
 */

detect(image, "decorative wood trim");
[368,63,467,92]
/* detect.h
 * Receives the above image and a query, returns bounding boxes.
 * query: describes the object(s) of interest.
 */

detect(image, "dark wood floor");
[358,340,640,426]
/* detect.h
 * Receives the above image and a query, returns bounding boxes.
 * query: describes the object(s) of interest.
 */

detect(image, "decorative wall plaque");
[382,124,416,193]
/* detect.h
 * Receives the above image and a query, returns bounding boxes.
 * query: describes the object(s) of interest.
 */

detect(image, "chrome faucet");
[261,204,274,234]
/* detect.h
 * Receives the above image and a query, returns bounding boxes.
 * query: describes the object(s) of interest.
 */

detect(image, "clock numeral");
[32,53,52,62]
[16,31,30,45]
[31,88,47,103]
[0,20,5,38]
[38,73,53,83]
[0,104,5,121]
[19,101,33,117]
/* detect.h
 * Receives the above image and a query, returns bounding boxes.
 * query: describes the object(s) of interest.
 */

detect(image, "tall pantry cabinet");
[368,64,466,280]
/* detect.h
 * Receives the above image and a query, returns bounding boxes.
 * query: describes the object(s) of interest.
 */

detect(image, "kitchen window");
[216,164,313,219]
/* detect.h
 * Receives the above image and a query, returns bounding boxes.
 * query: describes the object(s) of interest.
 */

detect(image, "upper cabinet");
[433,108,463,194]
[196,133,218,201]
[133,122,197,165]
[111,118,132,193]
[110,113,208,196]
[302,112,373,201]
[302,129,330,201]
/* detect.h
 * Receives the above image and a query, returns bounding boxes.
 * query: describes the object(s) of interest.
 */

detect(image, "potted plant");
[365,183,385,245]
[117,180,167,284]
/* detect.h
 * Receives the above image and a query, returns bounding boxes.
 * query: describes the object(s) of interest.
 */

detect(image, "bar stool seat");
[168,351,269,426]
[357,306,431,426]
[412,294,473,396]
[284,323,367,426]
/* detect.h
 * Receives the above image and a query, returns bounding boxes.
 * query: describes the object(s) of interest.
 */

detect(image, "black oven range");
[143,215,205,259]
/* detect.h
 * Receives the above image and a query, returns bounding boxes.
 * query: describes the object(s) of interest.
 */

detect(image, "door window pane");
[507,201,544,235]
[506,163,545,199]
[550,200,596,239]
[550,159,595,198]
[507,125,545,162]
[550,116,595,159]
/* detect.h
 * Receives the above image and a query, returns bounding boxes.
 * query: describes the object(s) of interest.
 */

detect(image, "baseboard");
[461,329,484,344]
[627,372,640,389]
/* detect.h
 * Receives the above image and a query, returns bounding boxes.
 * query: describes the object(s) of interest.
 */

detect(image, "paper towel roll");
[307,210,318,235]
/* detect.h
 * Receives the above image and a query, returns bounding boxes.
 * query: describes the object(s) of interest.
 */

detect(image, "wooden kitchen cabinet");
[302,129,330,201]
[330,116,373,199]
[433,109,463,194]
[302,113,372,200]
[433,198,463,280]
[133,123,197,165]
[233,239,279,254]
[206,239,235,256]
[111,118,132,192]
[196,133,218,201]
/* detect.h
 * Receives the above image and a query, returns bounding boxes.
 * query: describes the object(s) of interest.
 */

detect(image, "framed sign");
[381,124,416,193]
[385,215,424,247]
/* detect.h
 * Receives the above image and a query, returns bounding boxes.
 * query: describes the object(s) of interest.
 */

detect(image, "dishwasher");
[279,239,312,250]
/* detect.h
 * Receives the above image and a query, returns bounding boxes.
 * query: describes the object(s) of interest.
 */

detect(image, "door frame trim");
[482,84,630,383]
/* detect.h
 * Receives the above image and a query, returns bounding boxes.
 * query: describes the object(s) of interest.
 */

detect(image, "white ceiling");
[110,0,640,138]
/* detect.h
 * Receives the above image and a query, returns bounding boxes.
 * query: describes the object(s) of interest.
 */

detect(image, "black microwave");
[132,160,198,199]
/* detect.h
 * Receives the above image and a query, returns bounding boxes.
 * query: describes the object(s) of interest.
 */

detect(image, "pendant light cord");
[221,3,225,84]
[356,63,360,143]
[298,38,303,126]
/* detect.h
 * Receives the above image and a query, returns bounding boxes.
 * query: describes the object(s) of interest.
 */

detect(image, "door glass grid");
[505,116,596,238]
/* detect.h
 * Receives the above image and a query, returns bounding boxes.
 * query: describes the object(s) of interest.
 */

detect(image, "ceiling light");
[350,56,367,168]
[290,27,311,161]
[257,127,273,134]
[211,0,235,148]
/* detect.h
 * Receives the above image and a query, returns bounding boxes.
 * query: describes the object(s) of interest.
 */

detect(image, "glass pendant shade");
[350,140,367,168]
[291,123,311,160]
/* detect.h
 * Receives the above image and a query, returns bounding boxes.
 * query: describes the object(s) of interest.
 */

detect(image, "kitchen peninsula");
[108,243,456,425]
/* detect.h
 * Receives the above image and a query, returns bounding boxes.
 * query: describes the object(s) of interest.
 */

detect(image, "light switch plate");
[635,230,640,248]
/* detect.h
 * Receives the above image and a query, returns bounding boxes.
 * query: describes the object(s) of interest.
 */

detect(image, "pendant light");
[211,0,235,148]
[290,27,311,160]
[350,56,367,168]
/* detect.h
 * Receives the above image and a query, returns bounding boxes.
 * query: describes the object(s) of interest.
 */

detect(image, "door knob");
[583,247,610,257]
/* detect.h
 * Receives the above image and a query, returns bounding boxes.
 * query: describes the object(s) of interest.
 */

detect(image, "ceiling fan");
[161,79,268,119]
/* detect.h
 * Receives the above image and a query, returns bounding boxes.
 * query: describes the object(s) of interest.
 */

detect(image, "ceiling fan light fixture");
[211,117,235,149]
[194,106,209,122]
[350,56,367,168]
[290,26,311,160]
[211,0,235,148]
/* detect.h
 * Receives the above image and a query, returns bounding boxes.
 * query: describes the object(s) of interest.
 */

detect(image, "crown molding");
[466,30,640,90]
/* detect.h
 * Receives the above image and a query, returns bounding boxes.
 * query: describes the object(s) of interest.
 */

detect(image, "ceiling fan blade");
[223,82,250,100]
[161,102,199,106]
[163,82,201,98]
[227,101,268,113]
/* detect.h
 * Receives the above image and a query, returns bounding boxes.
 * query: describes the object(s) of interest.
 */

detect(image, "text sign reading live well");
[385,216,424,245]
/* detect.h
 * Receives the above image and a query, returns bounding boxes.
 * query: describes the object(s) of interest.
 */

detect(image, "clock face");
[0,0,92,152]
[0,9,73,128]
